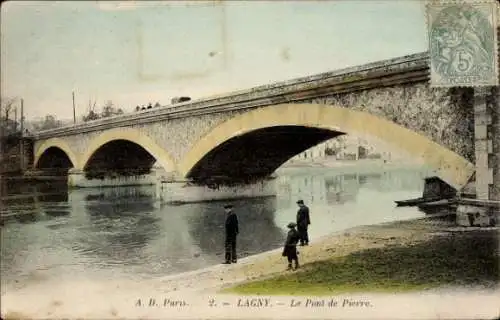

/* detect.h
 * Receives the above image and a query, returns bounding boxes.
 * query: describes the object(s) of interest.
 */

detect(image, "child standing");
[282,222,300,270]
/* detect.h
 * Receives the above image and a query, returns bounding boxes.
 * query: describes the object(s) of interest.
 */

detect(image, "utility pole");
[20,99,25,172]
[20,99,24,134]
[14,106,17,132]
[0,101,3,178]
[72,91,76,125]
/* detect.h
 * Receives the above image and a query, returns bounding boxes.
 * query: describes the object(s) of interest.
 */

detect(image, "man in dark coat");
[223,204,239,264]
[296,200,311,246]
[282,222,300,270]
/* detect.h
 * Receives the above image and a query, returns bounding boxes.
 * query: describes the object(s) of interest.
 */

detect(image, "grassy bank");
[224,228,499,295]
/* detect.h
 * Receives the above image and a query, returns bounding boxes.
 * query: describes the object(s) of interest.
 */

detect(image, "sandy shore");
[152,218,440,295]
[2,217,499,320]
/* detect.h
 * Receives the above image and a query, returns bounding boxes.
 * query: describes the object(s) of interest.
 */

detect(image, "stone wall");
[473,24,500,201]
[484,87,500,201]
[1,138,33,174]
[33,111,242,166]
[304,84,474,163]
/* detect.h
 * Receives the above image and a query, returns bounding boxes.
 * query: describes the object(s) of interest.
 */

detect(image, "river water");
[0,164,431,295]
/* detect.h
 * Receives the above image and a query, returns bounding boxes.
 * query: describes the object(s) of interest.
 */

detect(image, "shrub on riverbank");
[225,230,499,295]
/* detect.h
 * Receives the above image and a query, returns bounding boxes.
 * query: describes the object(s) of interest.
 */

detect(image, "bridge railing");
[30,51,430,139]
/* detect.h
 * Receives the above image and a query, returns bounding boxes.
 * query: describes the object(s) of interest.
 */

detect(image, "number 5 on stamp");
[426,0,499,87]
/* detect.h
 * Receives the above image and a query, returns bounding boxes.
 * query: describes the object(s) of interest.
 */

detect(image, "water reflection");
[187,197,286,260]
[274,168,429,238]
[1,166,431,285]
[71,188,285,274]
[72,187,162,270]
[276,168,428,208]
[12,212,39,224]
[0,178,67,197]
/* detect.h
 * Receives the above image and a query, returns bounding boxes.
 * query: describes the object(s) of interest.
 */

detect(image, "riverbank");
[226,221,499,295]
[159,216,498,296]
[3,216,499,320]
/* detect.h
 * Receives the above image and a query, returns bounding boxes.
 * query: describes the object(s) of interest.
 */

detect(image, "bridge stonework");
[303,83,474,163]
[31,52,480,191]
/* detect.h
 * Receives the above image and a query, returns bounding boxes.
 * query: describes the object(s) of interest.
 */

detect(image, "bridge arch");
[34,138,78,169]
[80,128,177,173]
[179,103,474,190]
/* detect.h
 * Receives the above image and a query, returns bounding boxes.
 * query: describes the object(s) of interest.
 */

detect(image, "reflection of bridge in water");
[66,187,285,276]
[1,167,435,282]
[2,184,287,278]
[276,168,430,209]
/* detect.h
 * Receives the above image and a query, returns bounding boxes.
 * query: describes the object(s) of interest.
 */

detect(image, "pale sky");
[1,0,427,121]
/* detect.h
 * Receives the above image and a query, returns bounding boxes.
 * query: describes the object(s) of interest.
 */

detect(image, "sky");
[1,0,428,121]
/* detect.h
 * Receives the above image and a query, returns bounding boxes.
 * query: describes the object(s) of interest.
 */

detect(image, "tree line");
[82,99,124,122]
[0,98,126,133]
[2,96,191,133]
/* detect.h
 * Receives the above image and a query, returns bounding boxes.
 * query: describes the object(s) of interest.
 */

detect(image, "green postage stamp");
[427,0,499,87]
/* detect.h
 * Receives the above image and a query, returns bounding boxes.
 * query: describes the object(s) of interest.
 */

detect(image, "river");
[0,164,432,295]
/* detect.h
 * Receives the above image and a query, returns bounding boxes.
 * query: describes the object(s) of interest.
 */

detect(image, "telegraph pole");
[72,91,76,124]
[0,101,3,178]
[20,99,25,172]
[20,99,24,134]
[14,106,17,132]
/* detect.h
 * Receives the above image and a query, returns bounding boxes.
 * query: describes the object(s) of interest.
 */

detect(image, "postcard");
[1,1,499,320]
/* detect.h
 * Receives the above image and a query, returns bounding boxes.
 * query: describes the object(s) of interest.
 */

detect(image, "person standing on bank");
[296,200,311,246]
[223,204,239,264]
[282,222,300,270]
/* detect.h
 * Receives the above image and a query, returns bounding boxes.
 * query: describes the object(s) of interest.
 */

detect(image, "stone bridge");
[29,52,499,199]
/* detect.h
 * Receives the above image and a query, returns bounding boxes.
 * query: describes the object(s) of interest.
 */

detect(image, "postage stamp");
[427,0,499,87]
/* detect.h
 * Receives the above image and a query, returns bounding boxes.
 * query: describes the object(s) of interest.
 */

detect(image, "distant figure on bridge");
[223,204,239,264]
[136,106,140,112]
[296,200,310,246]
[171,96,192,104]
[282,222,300,270]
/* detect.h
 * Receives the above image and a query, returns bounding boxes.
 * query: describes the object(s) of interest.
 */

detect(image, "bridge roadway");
[26,50,499,206]
[29,52,430,139]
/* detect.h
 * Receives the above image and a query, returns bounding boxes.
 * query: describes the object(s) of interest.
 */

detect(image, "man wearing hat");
[296,200,311,246]
[282,222,300,270]
[223,204,239,264]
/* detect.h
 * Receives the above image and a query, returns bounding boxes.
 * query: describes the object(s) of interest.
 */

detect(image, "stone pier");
[157,178,277,204]
[67,169,157,188]
[473,87,498,201]
[456,86,500,227]
[489,87,500,202]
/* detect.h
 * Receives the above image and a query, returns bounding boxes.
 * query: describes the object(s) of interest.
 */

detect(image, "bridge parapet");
[30,52,429,140]
[30,49,481,193]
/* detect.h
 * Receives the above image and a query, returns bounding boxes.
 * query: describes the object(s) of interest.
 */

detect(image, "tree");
[101,100,123,118]
[358,146,368,159]
[1,97,16,120]
[30,114,63,131]
[325,147,336,156]
[1,97,20,135]
[82,99,100,122]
